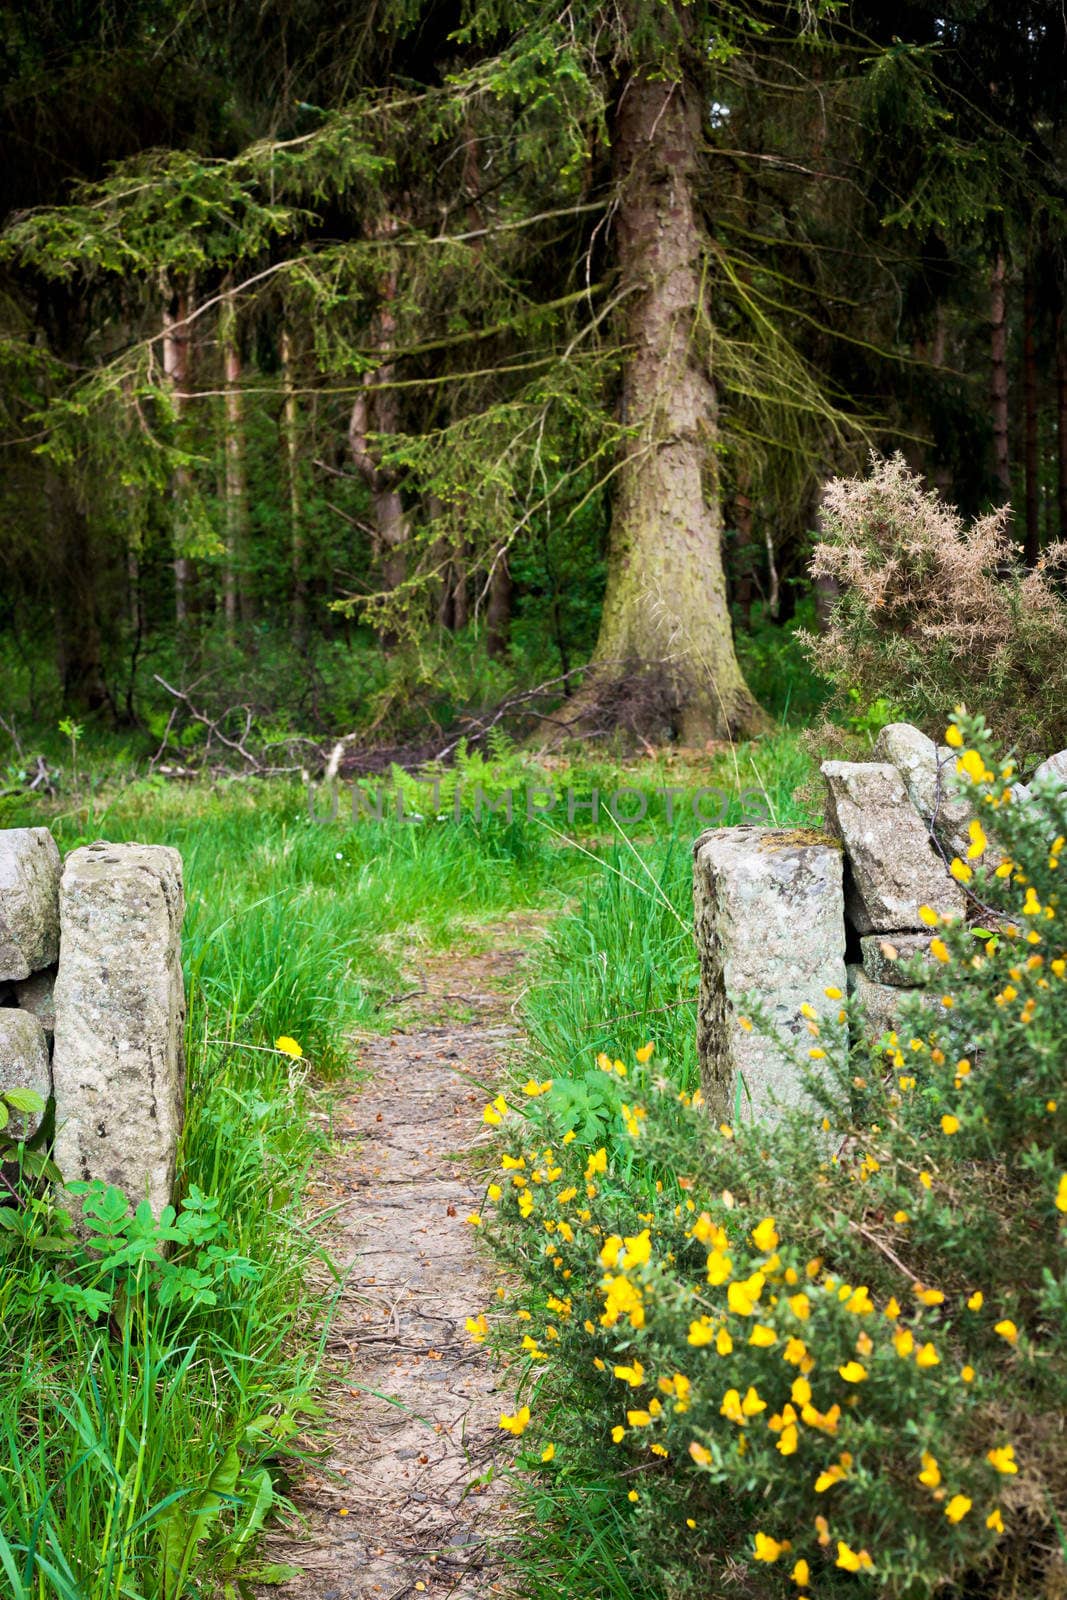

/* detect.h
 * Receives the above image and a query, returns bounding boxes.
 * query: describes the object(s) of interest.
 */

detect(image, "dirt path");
[265,938,529,1600]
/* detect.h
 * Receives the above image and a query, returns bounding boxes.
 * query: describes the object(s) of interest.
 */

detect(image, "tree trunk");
[733,477,755,629]
[990,252,1011,498]
[162,284,194,623]
[347,215,408,633]
[486,553,512,658]
[452,544,470,630]
[281,327,307,646]
[1023,260,1040,565]
[219,289,250,636]
[1057,306,1067,543]
[584,70,763,742]
[47,470,109,711]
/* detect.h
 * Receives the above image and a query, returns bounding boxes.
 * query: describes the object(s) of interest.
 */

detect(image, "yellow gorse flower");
[836,1542,873,1572]
[753,1532,787,1562]
[274,1035,303,1058]
[986,1445,1018,1475]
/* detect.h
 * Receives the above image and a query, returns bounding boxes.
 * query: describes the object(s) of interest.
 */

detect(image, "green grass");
[0,727,817,1596]
[0,780,571,1597]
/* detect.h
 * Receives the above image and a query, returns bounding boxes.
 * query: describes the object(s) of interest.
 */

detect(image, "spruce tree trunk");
[990,253,1011,497]
[162,285,194,623]
[347,215,408,629]
[220,291,250,635]
[486,555,512,658]
[280,328,307,646]
[587,71,763,741]
[1023,261,1040,566]
[1056,305,1067,543]
[47,471,108,711]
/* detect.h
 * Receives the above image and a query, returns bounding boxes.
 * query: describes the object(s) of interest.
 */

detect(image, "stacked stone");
[692,724,979,1124]
[821,743,965,1040]
[0,829,60,1135]
[0,829,185,1219]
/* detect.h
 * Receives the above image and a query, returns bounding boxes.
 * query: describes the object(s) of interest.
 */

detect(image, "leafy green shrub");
[483,709,1067,1598]
[804,454,1067,757]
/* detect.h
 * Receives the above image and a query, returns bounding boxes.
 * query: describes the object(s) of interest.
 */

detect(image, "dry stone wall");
[693,722,1016,1123]
[0,827,185,1220]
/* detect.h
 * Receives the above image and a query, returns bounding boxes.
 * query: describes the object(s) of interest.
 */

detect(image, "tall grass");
[0,781,565,1597]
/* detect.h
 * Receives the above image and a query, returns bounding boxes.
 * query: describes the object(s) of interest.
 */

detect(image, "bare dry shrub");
[803,453,1067,757]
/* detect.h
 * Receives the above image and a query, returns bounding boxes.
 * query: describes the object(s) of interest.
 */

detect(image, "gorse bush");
[805,454,1067,756]
[483,709,1067,1598]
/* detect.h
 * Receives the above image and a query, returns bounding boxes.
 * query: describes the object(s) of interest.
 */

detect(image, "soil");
[262,935,533,1600]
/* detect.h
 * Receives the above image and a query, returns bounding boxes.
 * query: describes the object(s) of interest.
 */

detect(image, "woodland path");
[262,930,534,1600]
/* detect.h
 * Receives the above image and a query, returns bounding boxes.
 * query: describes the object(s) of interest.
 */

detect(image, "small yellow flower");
[483,1095,508,1125]
[636,1041,654,1063]
[521,1079,553,1097]
[837,1361,867,1383]
[961,1365,975,1383]
[689,1441,712,1465]
[742,1385,766,1417]
[945,724,964,748]
[791,1558,810,1586]
[836,1542,873,1572]
[627,1489,639,1502]
[967,1290,984,1311]
[967,819,987,859]
[611,1425,626,1442]
[753,1532,788,1562]
[465,1314,489,1343]
[749,1323,778,1348]
[752,1218,779,1252]
[930,938,951,962]
[957,748,988,784]
[994,1319,1018,1344]
[738,1016,753,1032]
[541,1443,556,1462]
[918,1451,941,1488]
[986,1508,1005,1532]
[499,1406,531,1436]
[941,1113,960,1135]
[274,1035,303,1058]
[1056,1173,1067,1213]
[987,1445,1017,1475]
[915,1342,940,1369]
[950,857,973,884]
[466,1212,483,1227]
[945,1494,972,1524]
[914,1284,945,1307]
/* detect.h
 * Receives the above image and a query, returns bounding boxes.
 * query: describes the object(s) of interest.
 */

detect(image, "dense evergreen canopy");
[1,0,1064,742]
